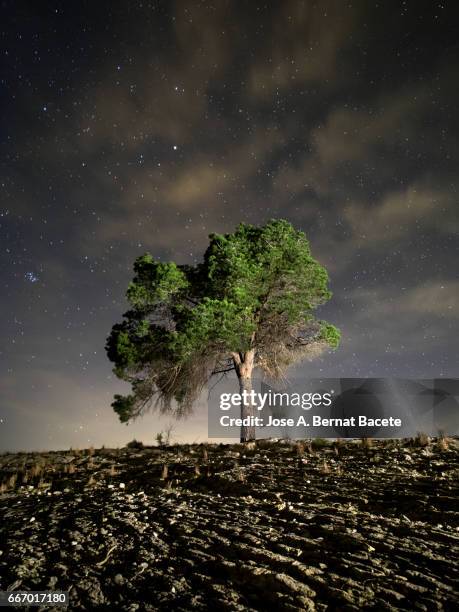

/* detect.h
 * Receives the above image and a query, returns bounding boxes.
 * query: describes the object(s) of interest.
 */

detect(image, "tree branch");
[231,352,242,367]
[208,369,232,398]
[184,296,200,306]
[211,366,235,375]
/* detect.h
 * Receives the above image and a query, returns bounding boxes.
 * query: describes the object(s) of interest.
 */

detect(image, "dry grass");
[7,473,18,489]
[296,442,305,457]
[235,467,246,483]
[333,438,343,455]
[109,464,117,477]
[30,461,44,478]
[320,460,331,474]
[437,433,450,451]
[161,464,168,480]
[361,437,373,450]
[0,473,20,492]
[234,441,257,454]
[413,432,430,448]
[65,462,76,474]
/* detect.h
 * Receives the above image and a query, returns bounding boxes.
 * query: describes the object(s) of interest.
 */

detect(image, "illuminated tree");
[106,219,340,441]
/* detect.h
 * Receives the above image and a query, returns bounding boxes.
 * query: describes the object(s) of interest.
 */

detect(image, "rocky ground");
[0,438,458,611]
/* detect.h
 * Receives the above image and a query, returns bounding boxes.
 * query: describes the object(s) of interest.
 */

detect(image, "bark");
[239,374,256,442]
[232,349,256,442]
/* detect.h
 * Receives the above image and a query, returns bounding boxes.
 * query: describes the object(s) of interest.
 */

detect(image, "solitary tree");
[106,219,340,442]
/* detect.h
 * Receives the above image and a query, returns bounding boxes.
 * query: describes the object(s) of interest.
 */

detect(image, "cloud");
[248,1,360,98]
[311,89,429,166]
[350,281,459,321]
[397,281,459,319]
[334,281,459,366]
[344,182,458,247]
[77,125,286,258]
[271,81,434,203]
[32,2,236,156]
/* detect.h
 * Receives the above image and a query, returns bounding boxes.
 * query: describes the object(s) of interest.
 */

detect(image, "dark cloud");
[246,1,362,97]
[1,1,457,450]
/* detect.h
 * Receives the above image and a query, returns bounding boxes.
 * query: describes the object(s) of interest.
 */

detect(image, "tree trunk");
[232,349,256,443]
[238,374,256,442]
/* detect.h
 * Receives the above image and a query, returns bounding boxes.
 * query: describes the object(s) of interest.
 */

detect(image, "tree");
[106,219,340,442]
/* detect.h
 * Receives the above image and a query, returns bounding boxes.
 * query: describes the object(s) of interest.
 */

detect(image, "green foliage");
[106,219,341,423]
[126,258,189,309]
[112,394,136,423]
[170,298,257,358]
[318,322,341,348]
[204,219,331,320]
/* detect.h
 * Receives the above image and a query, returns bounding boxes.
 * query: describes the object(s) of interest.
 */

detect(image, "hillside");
[0,439,458,610]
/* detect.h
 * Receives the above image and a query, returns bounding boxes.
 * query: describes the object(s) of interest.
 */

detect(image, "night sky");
[1,1,458,451]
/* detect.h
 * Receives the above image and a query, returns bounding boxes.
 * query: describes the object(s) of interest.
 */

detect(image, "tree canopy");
[106,219,340,424]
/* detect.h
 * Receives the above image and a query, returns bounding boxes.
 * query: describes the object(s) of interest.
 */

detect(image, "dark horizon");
[1,1,458,451]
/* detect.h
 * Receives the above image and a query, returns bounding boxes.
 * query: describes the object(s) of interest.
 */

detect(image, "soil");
[0,438,458,611]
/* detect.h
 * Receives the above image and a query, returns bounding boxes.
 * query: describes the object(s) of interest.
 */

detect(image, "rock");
[47,576,58,588]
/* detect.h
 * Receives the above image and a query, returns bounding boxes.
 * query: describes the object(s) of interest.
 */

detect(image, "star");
[25,272,39,283]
